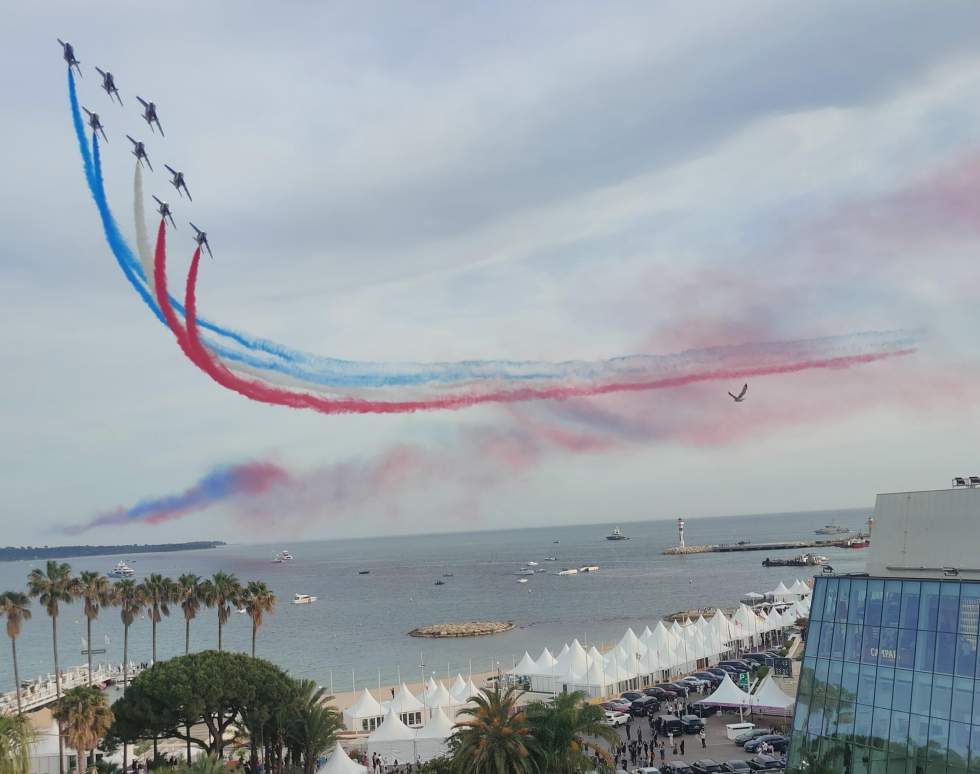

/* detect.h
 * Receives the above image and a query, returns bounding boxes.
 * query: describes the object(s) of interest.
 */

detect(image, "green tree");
[200,573,241,651]
[111,579,144,774]
[450,685,539,774]
[136,574,172,763]
[28,560,76,774]
[285,680,341,774]
[174,575,204,655]
[77,573,112,687]
[241,582,276,658]
[179,756,226,774]
[108,651,295,759]
[524,691,617,773]
[54,686,114,774]
[0,713,37,774]
[0,592,32,714]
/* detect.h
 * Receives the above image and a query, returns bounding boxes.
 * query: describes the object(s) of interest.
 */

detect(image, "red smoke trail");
[151,222,917,415]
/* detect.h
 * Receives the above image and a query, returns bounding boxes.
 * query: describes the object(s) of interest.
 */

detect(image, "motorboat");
[845,537,870,548]
[516,568,535,576]
[292,593,317,604]
[558,568,578,576]
[543,556,557,561]
[274,550,295,563]
[606,527,629,541]
[108,561,135,578]
[527,561,539,566]
[434,580,446,586]
[358,570,370,575]
[762,553,827,568]
[814,523,850,535]
[517,578,529,584]
[579,565,600,573]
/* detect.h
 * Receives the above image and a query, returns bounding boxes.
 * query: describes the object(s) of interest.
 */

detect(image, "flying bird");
[58,39,81,77]
[728,384,748,403]
[95,67,123,105]
[82,107,108,142]
[153,195,176,228]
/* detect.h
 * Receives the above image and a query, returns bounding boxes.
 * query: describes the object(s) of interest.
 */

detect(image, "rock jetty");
[409,621,515,638]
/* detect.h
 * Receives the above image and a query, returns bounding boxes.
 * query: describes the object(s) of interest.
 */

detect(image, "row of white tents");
[697,670,796,712]
[343,674,481,732]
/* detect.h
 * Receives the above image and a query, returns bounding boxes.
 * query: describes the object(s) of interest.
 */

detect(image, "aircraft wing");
[155,119,165,137]
[164,164,177,175]
[137,96,149,108]
[96,66,105,77]
[127,135,136,145]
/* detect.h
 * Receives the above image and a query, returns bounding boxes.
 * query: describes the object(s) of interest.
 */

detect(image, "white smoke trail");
[133,161,154,285]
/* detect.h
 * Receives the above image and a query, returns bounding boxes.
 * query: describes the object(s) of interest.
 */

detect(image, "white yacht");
[516,568,535,576]
[292,593,317,605]
[108,561,135,578]
[273,550,295,563]
[557,568,578,576]
[527,561,539,566]
[517,578,529,584]
[579,565,600,573]
[543,556,557,561]
[606,527,629,541]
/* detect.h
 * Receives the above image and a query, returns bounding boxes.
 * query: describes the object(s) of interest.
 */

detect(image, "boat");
[557,568,578,576]
[543,556,557,561]
[815,523,850,535]
[273,550,295,563]
[442,573,454,577]
[292,593,317,604]
[516,568,535,576]
[108,561,135,578]
[845,537,870,549]
[762,553,827,568]
[358,570,370,575]
[606,527,629,541]
[434,580,446,586]
[517,578,528,584]
[527,561,539,566]
[553,540,560,544]
[579,565,600,573]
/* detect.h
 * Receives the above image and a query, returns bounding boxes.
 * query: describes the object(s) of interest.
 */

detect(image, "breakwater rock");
[409,621,515,638]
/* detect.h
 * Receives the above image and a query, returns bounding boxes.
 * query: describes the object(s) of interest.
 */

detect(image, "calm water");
[0,509,868,693]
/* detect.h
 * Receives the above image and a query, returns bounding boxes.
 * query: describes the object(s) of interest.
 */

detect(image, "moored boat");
[108,561,135,578]
[606,527,629,541]
[292,593,317,604]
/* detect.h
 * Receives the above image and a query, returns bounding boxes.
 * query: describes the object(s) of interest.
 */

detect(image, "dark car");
[746,754,783,770]
[741,654,770,666]
[743,735,789,754]
[689,703,720,718]
[717,661,751,674]
[722,762,752,773]
[661,682,691,696]
[690,761,725,773]
[645,687,671,700]
[662,764,695,773]
[692,671,723,687]
[654,683,683,697]
[679,714,705,733]
[630,697,661,717]
[733,728,771,746]
[712,665,740,677]
[622,691,644,701]
[661,716,684,735]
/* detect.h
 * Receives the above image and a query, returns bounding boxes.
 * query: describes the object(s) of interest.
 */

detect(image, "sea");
[0,509,868,695]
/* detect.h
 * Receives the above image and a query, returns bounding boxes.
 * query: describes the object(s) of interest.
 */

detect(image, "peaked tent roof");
[751,674,795,710]
[423,677,439,697]
[771,581,792,599]
[367,707,417,742]
[697,671,751,708]
[789,578,811,596]
[388,683,424,714]
[344,689,383,719]
[450,674,467,697]
[426,681,454,708]
[417,707,455,740]
[319,742,367,774]
[533,648,556,672]
[512,652,538,675]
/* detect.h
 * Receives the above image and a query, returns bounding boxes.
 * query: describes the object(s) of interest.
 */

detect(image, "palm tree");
[182,756,227,774]
[201,572,241,651]
[0,713,37,774]
[112,579,143,774]
[241,581,277,658]
[136,574,172,665]
[0,592,31,714]
[28,560,76,774]
[53,686,113,774]
[174,574,204,655]
[76,572,112,687]
[524,690,618,773]
[286,680,341,774]
[450,685,539,774]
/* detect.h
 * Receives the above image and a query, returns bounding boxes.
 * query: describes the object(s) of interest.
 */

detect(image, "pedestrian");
[659,743,666,763]
[668,731,673,749]
[680,738,685,756]
[626,723,631,741]
[700,728,707,749]
[637,726,643,743]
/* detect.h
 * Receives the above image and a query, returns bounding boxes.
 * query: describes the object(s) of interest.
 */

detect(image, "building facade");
[787,486,980,773]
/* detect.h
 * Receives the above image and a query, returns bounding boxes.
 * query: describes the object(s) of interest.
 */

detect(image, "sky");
[2,1,980,545]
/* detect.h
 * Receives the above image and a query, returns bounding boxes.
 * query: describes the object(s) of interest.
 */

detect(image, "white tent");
[555,640,589,677]
[789,578,812,597]
[532,648,556,674]
[423,677,439,697]
[415,707,455,760]
[343,689,384,732]
[771,581,793,601]
[697,672,752,708]
[424,681,454,709]
[386,683,425,726]
[751,674,795,711]
[511,652,538,676]
[367,708,417,765]
[318,742,367,774]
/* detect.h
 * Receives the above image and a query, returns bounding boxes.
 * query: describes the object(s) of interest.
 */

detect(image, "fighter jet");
[95,67,123,105]
[58,39,82,77]
[728,384,748,403]
[152,196,176,228]
[164,165,191,201]
[126,136,153,171]
[189,222,213,259]
[82,108,108,142]
[136,96,164,136]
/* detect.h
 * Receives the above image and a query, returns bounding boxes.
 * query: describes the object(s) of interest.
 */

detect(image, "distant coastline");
[0,541,226,562]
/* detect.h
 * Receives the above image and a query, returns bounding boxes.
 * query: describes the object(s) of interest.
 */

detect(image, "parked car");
[630,697,661,717]
[717,661,751,674]
[630,768,662,774]
[661,716,685,735]
[746,754,783,770]
[689,703,720,718]
[733,728,771,746]
[690,761,725,773]
[622,691,644,701]
[602,700,629,711]
[662,764,695,773]
[644,687,672,700]
[654,683,683,698]
[663,682,692,695]
[741,654,770,666]
[679,714,706,733]
[603,711,630,727]
[679,676,710,689]
[721,762,752,772]
[743,735,789,754]
[711,666,740,677]
[692,671,723,687]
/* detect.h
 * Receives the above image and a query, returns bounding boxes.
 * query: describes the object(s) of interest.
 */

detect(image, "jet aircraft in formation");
[58,39,81,78]
[165,165,192,201]
[137,96,164,136]
[126,136,153,171]
[82,108,108,143]
[95,67,123,105]
[153,196,176,229]
[190,223,213,258]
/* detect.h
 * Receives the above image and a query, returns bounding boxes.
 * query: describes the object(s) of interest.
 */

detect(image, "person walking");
[680,738,686,756]
[700,728,707,749]
[626,722,632,741]
[659,743,666,763]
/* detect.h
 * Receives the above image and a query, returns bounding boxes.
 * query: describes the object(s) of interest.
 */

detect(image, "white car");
[602,711,630,727]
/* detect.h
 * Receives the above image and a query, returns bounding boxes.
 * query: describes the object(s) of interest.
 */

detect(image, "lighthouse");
[677,518,686,548]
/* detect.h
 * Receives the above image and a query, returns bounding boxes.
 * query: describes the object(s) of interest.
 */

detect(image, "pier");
[0,662,145,716]
[663,538,853,555]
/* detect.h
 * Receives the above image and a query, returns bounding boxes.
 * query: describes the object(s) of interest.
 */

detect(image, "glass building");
[786,574,980,773]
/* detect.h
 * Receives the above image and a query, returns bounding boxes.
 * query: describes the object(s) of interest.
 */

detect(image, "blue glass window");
[863,626,881,665]
[859,663,878,705]
[941,584,964,633]
[850,579,868,624]
[831,623,846,660]
[811,578,827,622]
[883,581,902,627]
[819,621,835,659]
[871,706,891,749]
[837,699,855,739]
[972,680,980,726]
[890,710,911,747]
[843,661,861,697]
[952,677,974,723]
[867,580,884,627]
[921,582,941,631]
[937,632,958,674]
[823,577,840,623]
[799,659,815,697]
[929,717,950,764]
[932,673,953,720]
[969,725,980,771]
[912,671,933,715]
[950,721,971,769]
[916,628,937,672]
[897,628,917,670]
[828,659,843,692]
[900,581,921,629]
[836,578,851,622]
[875,666,894,709]
[878,627,898,667]
[957,632,978,678]
[846,623,864,662]
[908,713,930,757]
[894,669,914,708]
[853,702,872,745]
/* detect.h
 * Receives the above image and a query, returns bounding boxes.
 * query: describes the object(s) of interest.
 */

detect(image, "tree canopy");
[109,651,295,757]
